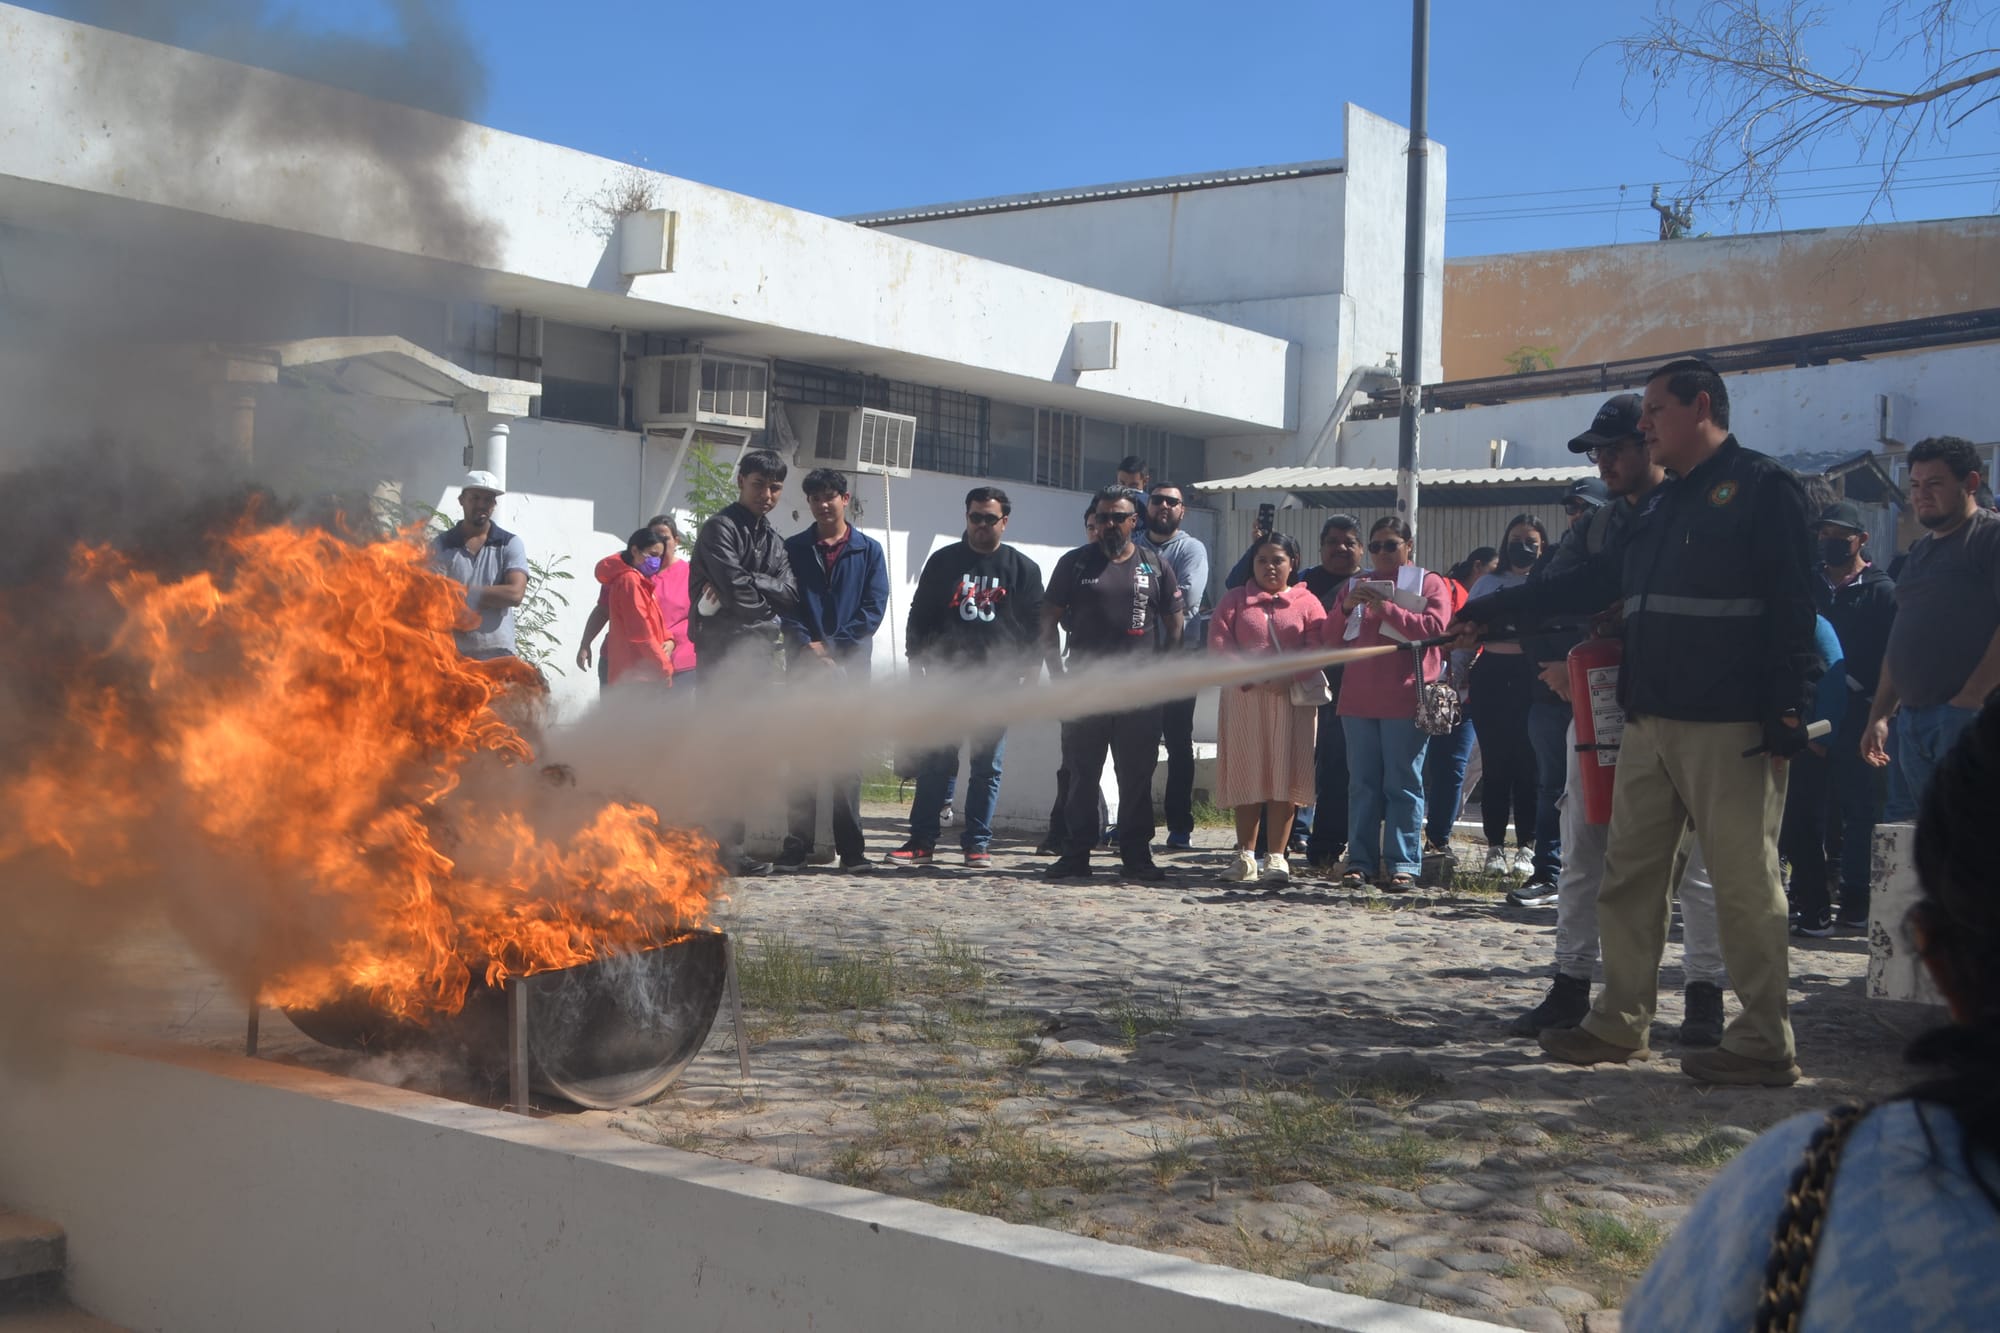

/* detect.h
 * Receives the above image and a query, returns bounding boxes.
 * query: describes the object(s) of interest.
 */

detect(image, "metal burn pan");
[281,930,729,1110]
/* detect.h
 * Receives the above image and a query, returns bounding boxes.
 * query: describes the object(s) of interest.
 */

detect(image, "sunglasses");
[1367,540,1405,554]
[1096,511,1139,525]
[1149,495,1184,507]
[965,512,1003,526]
[1563,501,1589,514]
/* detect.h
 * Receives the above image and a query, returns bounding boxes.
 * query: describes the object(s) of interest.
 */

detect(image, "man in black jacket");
[1815,501,1896,928]
[893,486,1046,867]
[686,447,801,875]
[1452,358,1820,1087]
[687,448,801,664]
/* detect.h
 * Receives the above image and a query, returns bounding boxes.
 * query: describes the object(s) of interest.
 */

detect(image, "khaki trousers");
[1580,715,1795,1062]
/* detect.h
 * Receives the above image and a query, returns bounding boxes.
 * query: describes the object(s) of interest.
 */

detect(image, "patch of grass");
[914,999,1036,1052]
[829,1143,884,1185]
[860,760,913,804]
[1107,983,1186,1048]
[736,932,897,1022]
[1567,1211,1667,1274]
[1189,798,1235,829]
[1677,1127,1749,1168]
[944,1120,1121,1210]
[1143,1120,1202,1190]
[916,929,988,994]
[1348,1128,1442,1189]
[1331,1065,1449,1110]
[1220,1085,1355,1186]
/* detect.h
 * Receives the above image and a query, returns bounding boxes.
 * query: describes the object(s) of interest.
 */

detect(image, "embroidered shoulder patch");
[1707,481,1738,507]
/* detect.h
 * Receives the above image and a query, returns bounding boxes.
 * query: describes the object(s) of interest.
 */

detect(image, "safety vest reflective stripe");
[1623,594,1768,618]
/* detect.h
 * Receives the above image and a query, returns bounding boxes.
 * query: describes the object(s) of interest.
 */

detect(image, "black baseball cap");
[1565,478,1610,509]
[1568,394,1644,453]
[1819,501,1866,532]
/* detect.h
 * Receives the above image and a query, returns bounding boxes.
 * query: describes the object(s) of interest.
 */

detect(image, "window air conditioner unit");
[796,405,917,479]
[631,353,770,430]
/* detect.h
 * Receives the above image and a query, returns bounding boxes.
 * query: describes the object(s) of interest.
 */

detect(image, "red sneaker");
[887,843,934,866]
[964,849,992,867]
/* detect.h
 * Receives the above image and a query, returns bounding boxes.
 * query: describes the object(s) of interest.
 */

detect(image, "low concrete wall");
[0,1045,1485,1333]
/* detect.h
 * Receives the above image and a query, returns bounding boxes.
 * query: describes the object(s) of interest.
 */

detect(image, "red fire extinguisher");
[1567,637,1624,825]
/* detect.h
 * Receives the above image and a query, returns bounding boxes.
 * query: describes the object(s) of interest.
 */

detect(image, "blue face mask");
[639,555,663,576]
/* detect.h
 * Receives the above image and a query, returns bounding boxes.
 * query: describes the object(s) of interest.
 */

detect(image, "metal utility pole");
[1395,0,1431,533]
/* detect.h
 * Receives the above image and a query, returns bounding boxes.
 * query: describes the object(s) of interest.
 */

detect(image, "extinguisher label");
[1588,667,1624,767]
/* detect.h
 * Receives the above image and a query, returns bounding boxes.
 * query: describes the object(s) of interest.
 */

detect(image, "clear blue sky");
[31,0,2000,256]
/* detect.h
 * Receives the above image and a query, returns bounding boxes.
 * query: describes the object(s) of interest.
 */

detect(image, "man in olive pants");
[1591,715,1791,1064]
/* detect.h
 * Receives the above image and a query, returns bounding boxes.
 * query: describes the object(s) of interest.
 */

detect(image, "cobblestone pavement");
[116,803,1935,1330]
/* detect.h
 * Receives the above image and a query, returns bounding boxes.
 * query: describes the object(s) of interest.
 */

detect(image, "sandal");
[1338,871,1368,889]
[1384,873,1417,892]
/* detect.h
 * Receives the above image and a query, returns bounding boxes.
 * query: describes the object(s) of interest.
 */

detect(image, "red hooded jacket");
[594,553,674,684]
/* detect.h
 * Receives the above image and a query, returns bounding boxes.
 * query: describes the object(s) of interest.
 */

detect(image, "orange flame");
[0,513,722,1022]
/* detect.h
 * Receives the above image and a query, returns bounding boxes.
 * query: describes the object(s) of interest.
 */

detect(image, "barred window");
[887,382,987,477]
[1035,408,1083,491]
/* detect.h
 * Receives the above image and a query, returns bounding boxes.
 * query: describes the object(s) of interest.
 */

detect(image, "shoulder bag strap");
[1754,1103,1870,1333]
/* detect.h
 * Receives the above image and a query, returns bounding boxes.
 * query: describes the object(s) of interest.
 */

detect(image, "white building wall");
[871,105,1445,477]
[871,172,1347,309]
[0,4,1291,435]
[1337,343,2000,471]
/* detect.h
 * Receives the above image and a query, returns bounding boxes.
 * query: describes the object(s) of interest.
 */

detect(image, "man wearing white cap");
[431,470,529,661]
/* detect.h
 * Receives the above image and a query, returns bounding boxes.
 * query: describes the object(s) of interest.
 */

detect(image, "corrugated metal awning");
[1194,464,1597,493]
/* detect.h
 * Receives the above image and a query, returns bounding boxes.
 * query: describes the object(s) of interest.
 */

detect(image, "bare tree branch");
[1612,0,2000,228]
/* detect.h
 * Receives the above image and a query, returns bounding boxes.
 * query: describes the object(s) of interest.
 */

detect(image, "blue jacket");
[1811,614,1846,736]
[782,524,889,671]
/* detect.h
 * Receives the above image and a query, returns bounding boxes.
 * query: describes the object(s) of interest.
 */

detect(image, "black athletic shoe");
[731,857,774,878]
[1506,973,1590,1038]
[1045,855,1094,881]
[1120,858,1168,883]
[1791,914,1836,938]
[839,857,876,875]
[772,847,812,871]
[1678,981,1725,1048]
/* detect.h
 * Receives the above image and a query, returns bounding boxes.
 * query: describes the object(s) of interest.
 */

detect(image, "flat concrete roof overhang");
[0,3,1295,438]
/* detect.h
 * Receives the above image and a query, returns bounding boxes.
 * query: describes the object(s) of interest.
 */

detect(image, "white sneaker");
[1262,853,1291,884]
[1484,848,1509,875]
[1513,848,1536,877]
[1222,850,1259,882]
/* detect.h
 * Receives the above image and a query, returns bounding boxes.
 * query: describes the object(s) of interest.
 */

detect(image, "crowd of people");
[425,359,1999,1085]
[422,363,2000,1320]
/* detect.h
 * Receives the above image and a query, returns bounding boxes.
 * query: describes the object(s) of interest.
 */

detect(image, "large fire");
[0,505,722,1022]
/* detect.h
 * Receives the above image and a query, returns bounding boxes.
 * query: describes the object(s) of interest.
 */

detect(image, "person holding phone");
[1332,517,1453,890]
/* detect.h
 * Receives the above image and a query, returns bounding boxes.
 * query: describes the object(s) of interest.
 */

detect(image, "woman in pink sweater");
[1330,516,1453,889]
[1208,532,1331,886]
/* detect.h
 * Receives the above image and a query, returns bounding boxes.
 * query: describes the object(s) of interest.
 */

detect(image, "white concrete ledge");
[0,1043,1486,1333]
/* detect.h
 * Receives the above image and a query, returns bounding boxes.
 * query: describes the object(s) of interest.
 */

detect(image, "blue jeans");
[1422,716,1475,846]
[913,732,1006,852]
[1344,716,1430,878]
[1528,696,1570,880]
[1896,704,1979,813]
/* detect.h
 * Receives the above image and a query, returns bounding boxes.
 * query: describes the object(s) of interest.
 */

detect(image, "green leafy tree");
[681,440,740,535]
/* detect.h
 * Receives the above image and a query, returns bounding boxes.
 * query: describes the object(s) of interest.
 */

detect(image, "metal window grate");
[448,304,539,382]
[814,410,845,459]
[1035,409,1083,490]
[890,381,987,477]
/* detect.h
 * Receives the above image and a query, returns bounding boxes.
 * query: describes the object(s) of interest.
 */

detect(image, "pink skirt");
[1215,682,1319,808]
